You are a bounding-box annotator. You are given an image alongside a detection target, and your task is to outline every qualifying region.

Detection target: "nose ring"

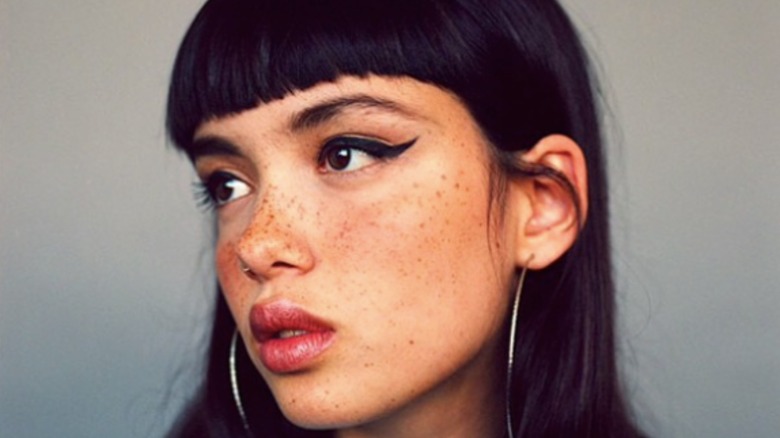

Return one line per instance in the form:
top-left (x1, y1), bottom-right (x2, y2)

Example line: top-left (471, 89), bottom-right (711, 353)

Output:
top-left (239, 259), bottom-right (253, 275)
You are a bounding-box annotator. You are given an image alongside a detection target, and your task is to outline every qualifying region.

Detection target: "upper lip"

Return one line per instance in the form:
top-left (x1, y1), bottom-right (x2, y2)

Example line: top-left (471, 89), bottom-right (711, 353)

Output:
top-left (249, 299), bottom-right (333, 342)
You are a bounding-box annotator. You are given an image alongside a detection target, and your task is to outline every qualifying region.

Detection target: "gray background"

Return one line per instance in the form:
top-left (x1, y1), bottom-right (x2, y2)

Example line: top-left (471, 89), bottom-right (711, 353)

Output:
top-left (1, 1), bottom-right (778, 437)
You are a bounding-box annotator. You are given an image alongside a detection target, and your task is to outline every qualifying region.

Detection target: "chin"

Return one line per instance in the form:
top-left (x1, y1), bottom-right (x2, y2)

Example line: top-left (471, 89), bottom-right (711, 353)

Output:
top-left (274, 391), bottom-right (390, 432)
top-left (280, 404), bottom-right (368, 431)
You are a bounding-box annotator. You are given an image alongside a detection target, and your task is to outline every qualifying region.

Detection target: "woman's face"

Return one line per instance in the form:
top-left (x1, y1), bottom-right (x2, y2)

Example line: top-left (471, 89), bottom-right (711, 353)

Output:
top-left (193, 76), bottom-right (520, 434)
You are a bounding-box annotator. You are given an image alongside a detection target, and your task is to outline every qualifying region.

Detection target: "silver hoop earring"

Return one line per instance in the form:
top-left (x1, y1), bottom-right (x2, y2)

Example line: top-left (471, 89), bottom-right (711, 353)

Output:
top-left (230, 330), bottom-right (251, 434)
top-left (506, 257), bottom-right (533, 438)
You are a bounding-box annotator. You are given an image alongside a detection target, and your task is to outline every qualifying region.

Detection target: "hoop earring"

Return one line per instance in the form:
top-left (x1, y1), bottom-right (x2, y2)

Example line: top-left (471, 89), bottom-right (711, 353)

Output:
top-left (230, 330), bottom-right (252, 434)
top-left (505, 257), bottom-right (533, 438)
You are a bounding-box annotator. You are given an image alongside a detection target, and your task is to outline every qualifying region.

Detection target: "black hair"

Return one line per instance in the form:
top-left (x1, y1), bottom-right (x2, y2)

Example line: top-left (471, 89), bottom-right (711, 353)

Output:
top-left (166, 0), bottom-right (644, 436)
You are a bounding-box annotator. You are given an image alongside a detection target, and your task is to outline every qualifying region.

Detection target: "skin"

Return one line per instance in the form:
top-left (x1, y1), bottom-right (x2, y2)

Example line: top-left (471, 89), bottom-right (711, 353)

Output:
top-left (192, 75), bottom-right (586, 437)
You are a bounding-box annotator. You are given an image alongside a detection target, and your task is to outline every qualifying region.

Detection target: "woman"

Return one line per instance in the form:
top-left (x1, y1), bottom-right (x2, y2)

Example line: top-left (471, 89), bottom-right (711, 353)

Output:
top-left (166, 0), bottom-right (644, 436)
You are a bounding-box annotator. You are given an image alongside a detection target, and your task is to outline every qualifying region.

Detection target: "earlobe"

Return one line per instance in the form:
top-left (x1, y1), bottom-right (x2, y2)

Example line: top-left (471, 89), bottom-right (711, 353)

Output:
top-left (510, 135), bottom-right (588, 270)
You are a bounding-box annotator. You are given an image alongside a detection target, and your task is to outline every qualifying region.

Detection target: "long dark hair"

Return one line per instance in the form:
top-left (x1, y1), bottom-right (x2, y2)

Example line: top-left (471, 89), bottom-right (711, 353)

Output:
top-left (166, 0), bottom-right (643, 436)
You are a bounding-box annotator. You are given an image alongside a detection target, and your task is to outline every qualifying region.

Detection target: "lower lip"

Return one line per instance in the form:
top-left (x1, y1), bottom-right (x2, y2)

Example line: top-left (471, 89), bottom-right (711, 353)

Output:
top-left (259, 331), bottom-right (335, 374)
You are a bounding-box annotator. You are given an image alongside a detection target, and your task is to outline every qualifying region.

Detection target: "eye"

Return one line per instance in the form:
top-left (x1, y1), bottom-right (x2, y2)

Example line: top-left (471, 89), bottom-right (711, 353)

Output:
top-left (197, 171), bottom-right (251, 208)
top-left (318, 136), bottom-right (417, 173)
top-left (321, 144), bottom-right (374, 172)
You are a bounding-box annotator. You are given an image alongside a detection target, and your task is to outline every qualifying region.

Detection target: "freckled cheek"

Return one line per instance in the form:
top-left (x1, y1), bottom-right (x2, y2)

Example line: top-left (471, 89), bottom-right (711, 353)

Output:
top-left (410, 179), bottom-right (495, 299)
top-left (324, 177), bottom-right (490, 294)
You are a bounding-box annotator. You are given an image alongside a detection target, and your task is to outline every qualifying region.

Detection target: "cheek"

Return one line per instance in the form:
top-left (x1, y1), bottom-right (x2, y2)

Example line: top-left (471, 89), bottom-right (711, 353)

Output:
top-left (214, 239), bottom-right (251, 321)
top-left (348, 171), bottom-right (496, 277)
top-left (291, 167), bottom-right (513, 420)
top-left (327, 165), bottom-right (509, 341)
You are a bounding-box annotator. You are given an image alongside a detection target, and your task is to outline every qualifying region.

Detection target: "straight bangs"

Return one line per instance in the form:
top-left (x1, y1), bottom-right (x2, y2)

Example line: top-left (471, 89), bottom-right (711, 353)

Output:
top-left (167, 0), bottom-right (571, 155)
top-left (168, 0), bottom-right (473, 151)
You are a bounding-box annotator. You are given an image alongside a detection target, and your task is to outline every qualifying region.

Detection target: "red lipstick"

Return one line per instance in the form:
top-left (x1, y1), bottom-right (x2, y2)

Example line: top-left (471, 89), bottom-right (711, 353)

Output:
top-left (249, 300), bottom-right (335, 374)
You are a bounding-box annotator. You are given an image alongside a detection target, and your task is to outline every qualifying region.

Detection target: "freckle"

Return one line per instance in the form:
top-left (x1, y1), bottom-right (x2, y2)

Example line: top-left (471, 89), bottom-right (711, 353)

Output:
top-left (455, 183), bottom-right (461, 189)
top-left (435, 191), bottom-right (442, 198)
top-left (441, 174), bottom-right (447, 181)
top-left (408, 340), bottom-right (415, 345)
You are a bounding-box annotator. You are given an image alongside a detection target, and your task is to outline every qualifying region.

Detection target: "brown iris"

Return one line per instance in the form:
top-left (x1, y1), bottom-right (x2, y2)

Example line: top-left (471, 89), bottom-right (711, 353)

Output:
top-left (326, 147), bottom-right (352, 171)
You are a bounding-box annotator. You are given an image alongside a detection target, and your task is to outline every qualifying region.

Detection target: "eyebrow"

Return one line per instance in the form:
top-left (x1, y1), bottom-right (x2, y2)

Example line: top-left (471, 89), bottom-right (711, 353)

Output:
top-left (289, 94), bottom-right (418, 132)
top-left (189, 136), bottom-right (242, 161)
top-left (189, 94), bottom-right (419, 160)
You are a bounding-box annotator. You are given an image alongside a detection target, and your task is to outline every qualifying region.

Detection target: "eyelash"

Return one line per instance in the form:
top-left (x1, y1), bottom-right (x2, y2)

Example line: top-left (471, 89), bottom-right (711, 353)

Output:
top-left (194, 136), bottom-right (417, 209)
top-left (194, 182), bottom-right (215, 212)
top-left (194, 171), bottom-right (250, 211)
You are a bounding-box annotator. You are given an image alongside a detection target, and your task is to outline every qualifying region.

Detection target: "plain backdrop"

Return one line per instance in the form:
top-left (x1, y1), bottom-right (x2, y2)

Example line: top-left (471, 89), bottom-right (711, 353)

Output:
top-left (1, 1), bottom-right (778, 437)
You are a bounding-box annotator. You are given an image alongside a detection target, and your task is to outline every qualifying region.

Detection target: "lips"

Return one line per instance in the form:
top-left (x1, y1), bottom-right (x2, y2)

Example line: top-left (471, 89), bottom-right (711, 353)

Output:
top-left (249, 300), bottom-right (335, 374)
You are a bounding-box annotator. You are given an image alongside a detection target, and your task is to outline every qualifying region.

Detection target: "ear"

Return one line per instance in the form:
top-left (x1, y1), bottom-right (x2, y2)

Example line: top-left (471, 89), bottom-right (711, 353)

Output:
top-left (509, 135), bottom-right (588, 270)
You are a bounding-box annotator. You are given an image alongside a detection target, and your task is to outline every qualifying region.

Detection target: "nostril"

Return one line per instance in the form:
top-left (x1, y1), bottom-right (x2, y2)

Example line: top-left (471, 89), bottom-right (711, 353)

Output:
top-left (271, 261), bottom-right (296, 269)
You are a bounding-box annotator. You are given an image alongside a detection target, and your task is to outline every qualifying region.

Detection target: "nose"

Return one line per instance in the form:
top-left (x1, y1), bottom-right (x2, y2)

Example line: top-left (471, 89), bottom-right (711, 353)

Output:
top-left (235, 187), bottom-right (315, 281)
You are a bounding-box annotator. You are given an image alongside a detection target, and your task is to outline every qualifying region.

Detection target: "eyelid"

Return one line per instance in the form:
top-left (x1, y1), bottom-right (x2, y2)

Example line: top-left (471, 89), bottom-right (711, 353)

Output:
top-left (319, 136), bottom-right (416, 161)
